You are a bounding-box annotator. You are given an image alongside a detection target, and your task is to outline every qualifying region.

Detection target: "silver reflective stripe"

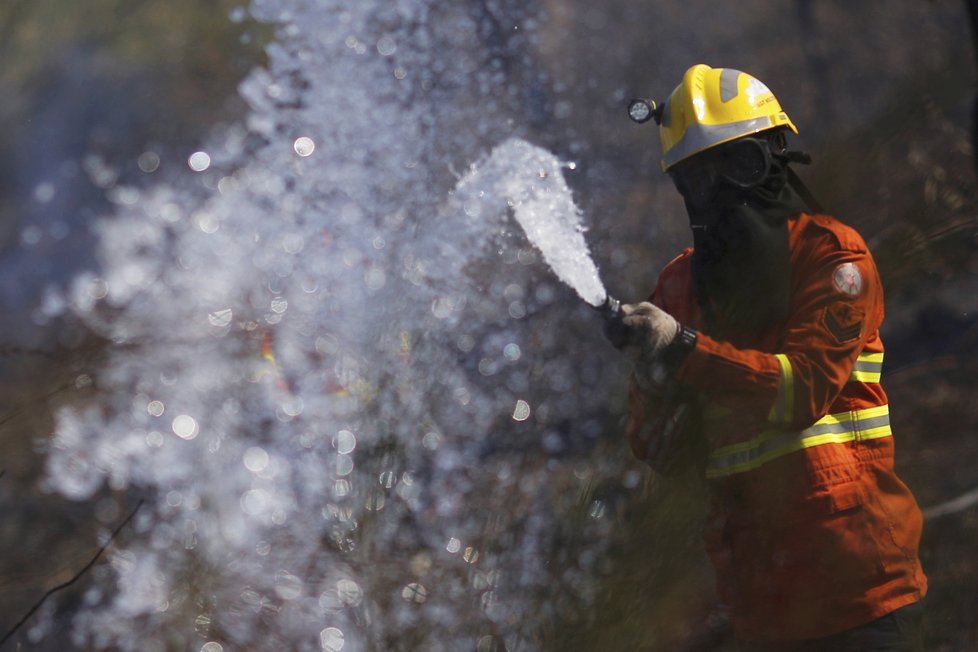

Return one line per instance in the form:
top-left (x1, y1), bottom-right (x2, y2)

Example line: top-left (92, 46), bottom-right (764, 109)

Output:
top-left (850, 352), bottom-right (883, 383)
top-left (663, 115), bottom-right (776, 169)
top-left (719, 69), bottom-right (740, 102)
top-left (706, 405), bottom-right (892, 478)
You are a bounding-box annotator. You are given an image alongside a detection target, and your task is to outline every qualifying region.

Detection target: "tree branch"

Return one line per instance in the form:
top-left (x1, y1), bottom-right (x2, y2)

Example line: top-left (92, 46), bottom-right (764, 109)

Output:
top-left (0, 499), bottom-right (144, 648)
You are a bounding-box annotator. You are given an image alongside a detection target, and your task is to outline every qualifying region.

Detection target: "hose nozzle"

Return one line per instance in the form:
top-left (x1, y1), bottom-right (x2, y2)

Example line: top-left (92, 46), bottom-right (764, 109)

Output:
top-left (596, 295), bottom-right (628, 349)
top-left (598, 294), bottom-right (622, 318)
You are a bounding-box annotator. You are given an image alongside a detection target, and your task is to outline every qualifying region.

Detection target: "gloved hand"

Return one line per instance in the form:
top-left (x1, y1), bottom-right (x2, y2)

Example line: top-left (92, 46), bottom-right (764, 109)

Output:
top-left (619, 302), bottom-right (681, 360)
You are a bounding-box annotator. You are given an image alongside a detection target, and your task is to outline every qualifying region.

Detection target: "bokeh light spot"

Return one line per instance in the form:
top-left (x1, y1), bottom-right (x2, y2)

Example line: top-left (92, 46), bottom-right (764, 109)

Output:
top-left (241, 489), bottom-right (269, 516)
top-left (319, 627), bottom-right (345, 651)
top-left (294, 136), bottom-right (316, 157)
top-left (376, 35), bottom-right (396, 56)
top-left (188, 151), bottom-right (211, 172)
top-left (335, 429), bottom-right (356, 454)
top-left (172, 414), bottom-right (199, 440)
top-left (336, 579), bottom-right (363, 606)
top-left (401, 582), bottom-right (427, 604)
top-left (503, 343), bottom-right (521, 361)
top-left (512, 399), bottom-right (531, 422)
top-left (138, 151), bottom-right (161, 173)
top-left (208, 309), bottom-right (233, 328)
top-left (243, 446), bottom-right (270, 473)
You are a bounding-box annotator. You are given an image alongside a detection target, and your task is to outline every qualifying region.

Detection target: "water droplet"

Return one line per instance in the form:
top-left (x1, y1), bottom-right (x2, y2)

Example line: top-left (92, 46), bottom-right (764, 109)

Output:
top-left (243, 446), bottom-right (270, 473)
top-left (194, 614), bottom-right (211, 636)
top-left (376, 35), bottom-right (396, 56)
top-left (512, 400), bottom-right (531, 422)
top-left (334, 479), bottom-right (351, 497)
top-left (188, 151), bottom-right (211, 172)
top-left (365, 489), bottom-right (385, 511)
top-left (503, 343), bottom-right (521, 361)
top-left (294, 137), bottom-right (316, 157)
top-left (88, 278), bottom-right (108, 300)
top-left (320, 627), bottom-right (345, 651)
top-left (271, 297), bottom-right (288, 314)
top-left (335, 455), bottom-right (354, 477)
top-left (431, 297), bottom-right (453, 319)
top-left (196, 212), bottom-right (219, 234)
top-left (201, 643), bottom-right (223, 652)
top-left (241, 489), bottom-right (269, 515)
top-left (208, 309), bottom-right (233, 328)
top-left (422, 431), bottom-right (441, 450)
top-left (401, 582), bottom-right (427, 604)
top-left (138, 151), bottom-right (161, 173)
top-left (335, 430), bottom-right (356, 454)
top-left (172, 415), bottom-right (199, 440)
top-left (364, 266), bottom-right (386, 290)
top-left (478, 358), bottom-right (497, 376)
top-left (274, 571), bottom-right (304, 600)
top-left (589, 500), bottom-right (606, 519)
top-left (336, 579), bottom-right (363, 606)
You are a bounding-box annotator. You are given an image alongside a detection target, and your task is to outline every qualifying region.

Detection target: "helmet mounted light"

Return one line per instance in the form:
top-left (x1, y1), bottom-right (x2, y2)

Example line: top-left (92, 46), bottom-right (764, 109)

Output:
top-left (627, 98), bottom-right (663, 125)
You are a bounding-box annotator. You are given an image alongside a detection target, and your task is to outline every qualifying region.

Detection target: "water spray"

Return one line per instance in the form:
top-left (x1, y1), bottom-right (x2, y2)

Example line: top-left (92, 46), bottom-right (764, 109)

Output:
top-left (28, 4), bottom-right (638, 649)
top-left (456, 138), bottom-right (631, 346)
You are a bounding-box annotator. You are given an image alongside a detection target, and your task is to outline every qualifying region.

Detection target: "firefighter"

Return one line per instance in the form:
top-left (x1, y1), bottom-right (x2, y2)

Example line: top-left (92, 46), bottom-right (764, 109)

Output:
top-left (612, 65), bottom-right (928, 650)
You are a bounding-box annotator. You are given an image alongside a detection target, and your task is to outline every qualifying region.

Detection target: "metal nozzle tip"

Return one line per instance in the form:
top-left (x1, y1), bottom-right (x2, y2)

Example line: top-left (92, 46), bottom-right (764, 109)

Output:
top-left (593, 295), bottom-right (622, 319)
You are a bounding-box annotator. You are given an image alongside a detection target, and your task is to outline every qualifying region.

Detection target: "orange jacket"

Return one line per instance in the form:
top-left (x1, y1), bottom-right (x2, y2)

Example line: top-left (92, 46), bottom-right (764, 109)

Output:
top-left (626, 212), bottom-right (927, 642)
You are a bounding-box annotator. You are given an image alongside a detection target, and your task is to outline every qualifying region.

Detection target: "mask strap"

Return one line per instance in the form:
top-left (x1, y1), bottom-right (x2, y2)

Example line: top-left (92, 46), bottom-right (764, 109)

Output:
top-left (786, 166), bottom-right (824, 214)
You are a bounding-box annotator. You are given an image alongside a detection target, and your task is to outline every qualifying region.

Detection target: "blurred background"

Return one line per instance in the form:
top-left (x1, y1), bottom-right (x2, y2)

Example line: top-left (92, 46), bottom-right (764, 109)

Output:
top-left (0, 1), bottom-right (975, 650)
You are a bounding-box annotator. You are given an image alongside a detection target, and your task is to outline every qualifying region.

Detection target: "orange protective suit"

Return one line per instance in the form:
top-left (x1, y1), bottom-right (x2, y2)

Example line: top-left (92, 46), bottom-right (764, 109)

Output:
top-left (626, 212), bottom-right (927, 642)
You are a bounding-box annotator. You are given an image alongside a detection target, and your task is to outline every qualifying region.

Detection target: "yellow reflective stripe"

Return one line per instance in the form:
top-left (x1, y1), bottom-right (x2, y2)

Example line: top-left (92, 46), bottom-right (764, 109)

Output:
top-left (706, 405), bottom-right (892, 479)
top-left (767, 354), bottom-right (794, 425)
top-left (850, 352), bottom-right (883, 383)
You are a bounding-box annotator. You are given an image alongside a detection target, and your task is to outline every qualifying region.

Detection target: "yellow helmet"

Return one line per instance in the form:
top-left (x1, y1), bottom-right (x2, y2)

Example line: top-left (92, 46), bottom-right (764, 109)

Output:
top-left (658, 64), bottom-right (797, 171)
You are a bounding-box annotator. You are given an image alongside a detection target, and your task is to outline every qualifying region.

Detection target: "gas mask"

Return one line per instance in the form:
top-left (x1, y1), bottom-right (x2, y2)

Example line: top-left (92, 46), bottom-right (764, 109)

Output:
top-left (669, 134), bottom-right (806, 342)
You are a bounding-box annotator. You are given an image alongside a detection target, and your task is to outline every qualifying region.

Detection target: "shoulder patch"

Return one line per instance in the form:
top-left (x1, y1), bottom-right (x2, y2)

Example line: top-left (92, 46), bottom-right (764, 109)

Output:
top-left (832, 263), bottom-right (863, 296)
